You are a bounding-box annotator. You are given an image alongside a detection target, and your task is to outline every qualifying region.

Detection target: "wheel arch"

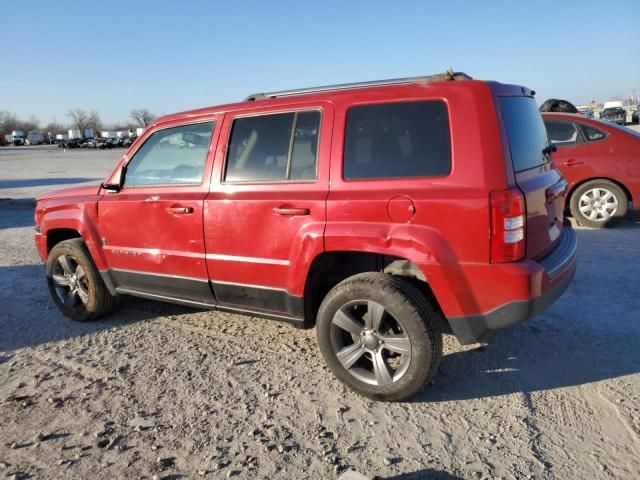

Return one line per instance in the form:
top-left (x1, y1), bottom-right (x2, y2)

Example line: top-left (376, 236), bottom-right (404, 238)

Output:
top-left (40, 204), bottom-right (107, 270)
top-left (46, 228), bottom-right (82, 253)
top-left (302, 251), bottom-right (448, 331)
top-left (566, 177), bottom-right (632, 210)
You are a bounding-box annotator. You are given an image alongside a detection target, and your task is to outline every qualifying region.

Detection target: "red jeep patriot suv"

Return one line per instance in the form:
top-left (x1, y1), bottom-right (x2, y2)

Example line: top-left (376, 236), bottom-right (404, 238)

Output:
top-left (34, 72), bottom-right (577, 401)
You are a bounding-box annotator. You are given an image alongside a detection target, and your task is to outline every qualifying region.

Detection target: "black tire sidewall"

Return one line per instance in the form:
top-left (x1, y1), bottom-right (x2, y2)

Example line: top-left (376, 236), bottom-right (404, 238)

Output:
top-left (570, 180), bottom-right (628, 228)
top-left (46, 240), bottom-right (103, 322)
top-left (316, 273), bottom-right (439, 401)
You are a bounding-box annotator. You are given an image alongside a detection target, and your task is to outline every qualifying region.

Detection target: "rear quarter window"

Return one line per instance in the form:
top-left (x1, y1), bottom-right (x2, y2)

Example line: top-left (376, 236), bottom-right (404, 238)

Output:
top-left (500, 97), bottom-right (549, 172)
top-left (343, 101), bottom-right (451, 180)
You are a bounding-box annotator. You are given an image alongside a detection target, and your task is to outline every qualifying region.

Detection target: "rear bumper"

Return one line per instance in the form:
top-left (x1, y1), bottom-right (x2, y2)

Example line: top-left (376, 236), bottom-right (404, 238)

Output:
top-left (447, 226), bottom-right (577, 344)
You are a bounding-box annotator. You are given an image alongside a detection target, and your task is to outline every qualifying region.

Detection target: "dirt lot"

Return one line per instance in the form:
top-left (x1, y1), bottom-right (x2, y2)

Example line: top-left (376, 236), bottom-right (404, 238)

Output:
top-left (1, 144), bottom-right (639, 480)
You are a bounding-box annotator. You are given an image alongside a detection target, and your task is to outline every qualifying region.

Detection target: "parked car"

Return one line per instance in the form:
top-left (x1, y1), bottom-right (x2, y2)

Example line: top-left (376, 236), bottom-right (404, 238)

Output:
top-left (543, 112), bottom-right (640, 227)
top-left (57, 139), bottom-right (81, 149)
top-left (122, 137), bottom-right (134, 148)
top-left (34, 72), bottom-right (577, 401)
top-left (599, 107), bottom-right (626, 125)
top-left (577, 108), bottom-right (594, 118)
top-left (95, 138), bottom-right (113, 149)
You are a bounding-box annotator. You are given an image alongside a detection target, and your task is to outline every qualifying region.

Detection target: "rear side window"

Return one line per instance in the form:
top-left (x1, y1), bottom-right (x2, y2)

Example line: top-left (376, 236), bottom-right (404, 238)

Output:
top-left (224, 111), bottom-right (321, 182)
top-left (343, 101), bottom-right (451, 180)
top-left (124, 122), bottom-right (214, 187)
top-left (544, 120), bottom-right (581, 147)
top-left (581, 124), bottom-right (607, 142)
top-left (499, 97), bottom-right (549, 172)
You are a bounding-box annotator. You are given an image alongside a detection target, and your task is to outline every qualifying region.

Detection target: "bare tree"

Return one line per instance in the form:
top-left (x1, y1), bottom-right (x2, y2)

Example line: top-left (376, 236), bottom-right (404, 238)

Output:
top-left (23, 115), bottom-right (41, 132)
top-left (87, 110), bottom-right (101, 130)
top-left (67, 108), bottom-right (102, 132)
top-left (129, 108), bottom-right (155, 128)
top-left (44, 121), bottom-right (66, 134)
top-left (0, 111), bottom-right (21, 133)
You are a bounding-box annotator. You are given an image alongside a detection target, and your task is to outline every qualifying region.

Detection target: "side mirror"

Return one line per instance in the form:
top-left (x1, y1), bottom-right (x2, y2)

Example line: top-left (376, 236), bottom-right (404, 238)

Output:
top-left (100, 182), bottom-right (121, 192)
top-left (101, 164), bottom-right (127, 192)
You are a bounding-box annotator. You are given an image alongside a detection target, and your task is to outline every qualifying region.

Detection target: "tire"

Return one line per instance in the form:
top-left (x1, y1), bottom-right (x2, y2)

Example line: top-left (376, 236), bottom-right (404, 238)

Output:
top-left (316, 272), bottom-right (443, 401)
top-left (569, 180), bottom-right (628, 228)
top-left (46, 239), bottom-right (114, 321)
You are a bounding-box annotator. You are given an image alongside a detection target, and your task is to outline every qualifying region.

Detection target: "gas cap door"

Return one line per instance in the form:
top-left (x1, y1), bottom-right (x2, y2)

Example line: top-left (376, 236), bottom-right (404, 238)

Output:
top-left (387, 195), bottom-right (416, 223)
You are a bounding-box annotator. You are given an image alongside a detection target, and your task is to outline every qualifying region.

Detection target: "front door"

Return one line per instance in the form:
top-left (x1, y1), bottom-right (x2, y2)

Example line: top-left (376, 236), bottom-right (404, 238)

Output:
top-left (98, 119), bottom-right (219, 305)
top-left (204, 104), bottom-right (332, 319)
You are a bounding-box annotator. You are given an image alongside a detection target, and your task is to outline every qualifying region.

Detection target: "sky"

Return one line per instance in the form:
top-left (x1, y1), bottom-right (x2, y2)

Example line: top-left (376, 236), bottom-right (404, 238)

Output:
top-left (1, 0), bottom-right (639, 125)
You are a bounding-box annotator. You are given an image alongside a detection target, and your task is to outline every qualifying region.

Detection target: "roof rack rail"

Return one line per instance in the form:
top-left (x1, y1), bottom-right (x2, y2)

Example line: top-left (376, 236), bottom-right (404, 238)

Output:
top-left (244, 70), bottom-right (472, 102)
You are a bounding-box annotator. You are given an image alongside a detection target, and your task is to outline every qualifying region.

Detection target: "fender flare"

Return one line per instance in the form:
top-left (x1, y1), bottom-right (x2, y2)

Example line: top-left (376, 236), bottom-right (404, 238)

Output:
top-left (40, 203), bottom-right (108, 270)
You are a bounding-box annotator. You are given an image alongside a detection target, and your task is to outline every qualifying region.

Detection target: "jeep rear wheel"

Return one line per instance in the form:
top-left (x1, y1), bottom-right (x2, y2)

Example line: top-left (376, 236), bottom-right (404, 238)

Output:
top-left (46, 239), bottom-right (114, 322)
top-left (316, 273), bottom-right (442, 401)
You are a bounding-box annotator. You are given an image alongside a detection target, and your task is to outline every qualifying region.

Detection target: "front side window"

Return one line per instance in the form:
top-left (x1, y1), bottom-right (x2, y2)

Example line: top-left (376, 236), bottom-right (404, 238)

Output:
top-left (124, 122), bottom-right (214, 187)
top-left (224, 111), bottom-right (321, 182)
top-left (343, 101), bottom-right (451, 180)
top-left (544, 120), bottom-right (581, 147)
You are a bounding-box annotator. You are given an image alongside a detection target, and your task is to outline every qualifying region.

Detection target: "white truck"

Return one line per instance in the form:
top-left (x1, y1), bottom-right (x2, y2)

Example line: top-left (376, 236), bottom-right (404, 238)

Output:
top-left (7, 130), bottom-right (26, 146)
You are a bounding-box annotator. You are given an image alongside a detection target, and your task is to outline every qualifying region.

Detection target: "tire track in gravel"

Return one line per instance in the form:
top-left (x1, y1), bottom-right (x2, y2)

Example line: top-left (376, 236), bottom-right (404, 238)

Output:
top-left (520, 391), bottom-right (554, 479)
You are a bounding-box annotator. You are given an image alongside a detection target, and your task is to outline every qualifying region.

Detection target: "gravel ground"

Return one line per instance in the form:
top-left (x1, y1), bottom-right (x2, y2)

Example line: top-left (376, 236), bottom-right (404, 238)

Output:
top-left (1, 143), bottom-right (639, 480)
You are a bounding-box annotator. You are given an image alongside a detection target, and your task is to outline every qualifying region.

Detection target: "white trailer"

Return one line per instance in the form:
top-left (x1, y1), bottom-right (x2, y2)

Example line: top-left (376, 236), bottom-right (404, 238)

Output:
top-left (68, 129), bottom-right (82, 140)
top-left (603, 101), bottom-right (623, 110)
top-left (56, 133), bottom-right (69, 141)
top-left (26, 131), bottom-right (45, 145)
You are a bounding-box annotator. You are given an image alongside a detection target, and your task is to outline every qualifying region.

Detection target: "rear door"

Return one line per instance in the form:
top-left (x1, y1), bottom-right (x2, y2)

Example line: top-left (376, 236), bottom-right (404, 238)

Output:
top-left (544, 118), bottom-right (592, 185)
top-left (203, 103), bottom-right (332, 318)
top-left (499, 96), bottom-right (567, 259)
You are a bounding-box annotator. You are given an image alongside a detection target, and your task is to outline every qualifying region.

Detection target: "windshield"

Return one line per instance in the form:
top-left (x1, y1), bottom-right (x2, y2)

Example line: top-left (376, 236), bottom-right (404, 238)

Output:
top-left (499, 96), bottom-right (550, 172)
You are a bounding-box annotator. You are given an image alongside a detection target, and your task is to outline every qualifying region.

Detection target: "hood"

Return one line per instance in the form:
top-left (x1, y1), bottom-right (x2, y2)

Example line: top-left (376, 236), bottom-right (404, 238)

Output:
top-left (36, 184), bottom-right (101, 202)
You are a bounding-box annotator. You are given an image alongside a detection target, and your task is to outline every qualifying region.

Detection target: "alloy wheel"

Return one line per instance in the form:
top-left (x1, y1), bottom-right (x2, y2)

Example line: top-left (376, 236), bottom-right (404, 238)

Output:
top-left (330, 300), bottom-right (411, 386)
top-left (51, 254), bottom-right (90, 310)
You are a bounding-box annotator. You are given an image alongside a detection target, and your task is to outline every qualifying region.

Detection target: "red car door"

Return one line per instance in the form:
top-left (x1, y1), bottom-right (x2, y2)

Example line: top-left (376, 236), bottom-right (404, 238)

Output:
top-left (98, 117), bottom-right (221, 305)
top-left (544, 119), bottom-right (592, 188)
top-left (203, 102), bottom-right (333, 321)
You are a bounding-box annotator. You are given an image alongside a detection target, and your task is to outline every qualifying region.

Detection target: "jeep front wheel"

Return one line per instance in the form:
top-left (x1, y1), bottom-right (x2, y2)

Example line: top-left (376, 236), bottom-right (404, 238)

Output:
top-left (316, 273), bottom-right (442, 401)
top-left (46, 239), bottom-right (114, 322)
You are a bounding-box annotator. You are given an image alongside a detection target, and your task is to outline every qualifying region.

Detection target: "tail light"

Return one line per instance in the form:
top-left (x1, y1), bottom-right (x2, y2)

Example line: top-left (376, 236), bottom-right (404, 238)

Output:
top-left (490, 188), bottom-right (525, 263)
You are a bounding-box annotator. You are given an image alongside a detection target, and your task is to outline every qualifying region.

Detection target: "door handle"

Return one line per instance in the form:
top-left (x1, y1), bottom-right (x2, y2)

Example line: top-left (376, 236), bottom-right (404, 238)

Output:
top-left (563, 159), bottom-right (584, 166)
top-left (167, 206), bottom-right (194, 215)
top-left (272, 207), bottom-right (311, 216)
